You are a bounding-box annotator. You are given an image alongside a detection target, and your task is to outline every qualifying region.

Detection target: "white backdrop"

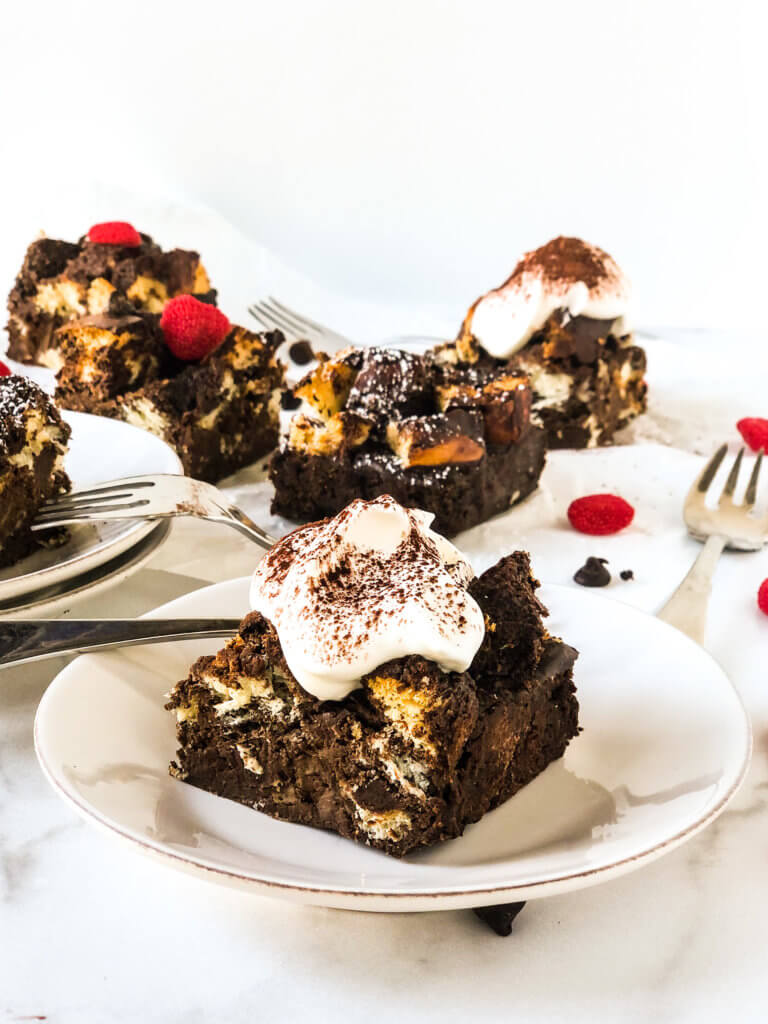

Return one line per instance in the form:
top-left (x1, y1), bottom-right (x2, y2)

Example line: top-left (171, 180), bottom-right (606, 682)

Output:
top-left (1, 0), bottom-right (766, 329)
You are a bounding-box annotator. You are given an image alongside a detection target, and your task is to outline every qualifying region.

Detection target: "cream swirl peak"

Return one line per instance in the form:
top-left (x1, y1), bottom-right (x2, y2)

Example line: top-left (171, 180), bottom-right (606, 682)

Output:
top-left (249, 496), bottom-right (485, 702)
top-left (464, 236), bottom-right (631, 359)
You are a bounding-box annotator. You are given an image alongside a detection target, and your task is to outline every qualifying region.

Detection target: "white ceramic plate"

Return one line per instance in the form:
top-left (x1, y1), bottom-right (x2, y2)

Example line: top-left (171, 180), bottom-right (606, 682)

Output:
top-left (35, 576), bottom-right (750, 912)
top-left (0, 411), bottom-right (181, 608)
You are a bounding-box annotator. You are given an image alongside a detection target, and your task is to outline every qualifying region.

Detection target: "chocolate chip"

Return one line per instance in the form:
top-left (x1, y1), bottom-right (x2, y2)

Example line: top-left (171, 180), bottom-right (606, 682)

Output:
top-left (620, 569), bottom-right (634, 581)
top-left (346, 347), bottom-right (433, 423)
top-left (573, 556), bottom-right (610, 587)
top-left (473, 901), bottom-right (527, 936)
top-left (280, 389), bottom-right (302, 411)
top-left (288, 340), bottom-right (314, 365)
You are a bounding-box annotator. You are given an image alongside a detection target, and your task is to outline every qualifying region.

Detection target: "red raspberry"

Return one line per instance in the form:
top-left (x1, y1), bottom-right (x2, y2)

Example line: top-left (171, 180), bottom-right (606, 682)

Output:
top-left (567, 494), bottom-right (635, 535)
top-left (87, 221), bottom-right (142, 247)
top-left (160, 295), bottom-right (230, 361)
top-left (758, 580), bottom-right (768, 617)
top-left (737, 418), bottom-right (768, 453)
top-left (0, 360), bottom-right (12, 377)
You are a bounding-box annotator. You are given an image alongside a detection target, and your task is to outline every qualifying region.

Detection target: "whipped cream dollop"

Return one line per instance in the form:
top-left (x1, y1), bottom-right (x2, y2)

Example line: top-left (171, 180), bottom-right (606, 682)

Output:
top-left (466, 236), bottom-right (631, 359)
top-left (250, 496), bottom-right (485, 702)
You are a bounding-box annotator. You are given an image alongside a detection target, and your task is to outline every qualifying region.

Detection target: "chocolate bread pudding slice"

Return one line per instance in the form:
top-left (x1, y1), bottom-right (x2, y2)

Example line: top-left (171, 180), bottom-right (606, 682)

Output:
top-left (53, 309), bottom-right (284, 482)
top-left (0, 375), bottom-right (71, 568)
top-left (270, 345), bottom-right (546, 536)
top-left (6, 223), bottom-right (215, 366)
top-left (450, 236), bottom-right (647, 448)
top-left (166, 496), bottom-right (579, 857)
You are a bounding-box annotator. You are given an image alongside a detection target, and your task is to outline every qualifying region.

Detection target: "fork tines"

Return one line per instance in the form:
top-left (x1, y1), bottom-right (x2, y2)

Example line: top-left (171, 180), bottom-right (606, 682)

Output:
top-left (693, 444), bottom-right (764, 509)
top-left (248, 298), bottom-right (313, 340)
top-left (32, 478), bottom-right (156, 528)
top-left (43, 478), bottom-right (156, 506)
top-left (685, 443), bottom-right (766, 551)
top-left (248, 296), bottom-right (349, 349)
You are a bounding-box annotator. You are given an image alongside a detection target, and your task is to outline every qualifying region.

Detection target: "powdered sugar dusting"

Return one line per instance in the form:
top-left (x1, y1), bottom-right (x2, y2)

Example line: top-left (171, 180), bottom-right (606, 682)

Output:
top-left (0, 375), bottom-right (46, 421)
top-left (0, 374), bottom-right (68, 459)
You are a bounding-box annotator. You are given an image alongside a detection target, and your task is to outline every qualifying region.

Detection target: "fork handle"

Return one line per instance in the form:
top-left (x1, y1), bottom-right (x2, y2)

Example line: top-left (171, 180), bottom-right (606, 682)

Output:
top-left (0, 619), bottom-right (240, 668)
top-left (657, 534), bottom-right (727, 644)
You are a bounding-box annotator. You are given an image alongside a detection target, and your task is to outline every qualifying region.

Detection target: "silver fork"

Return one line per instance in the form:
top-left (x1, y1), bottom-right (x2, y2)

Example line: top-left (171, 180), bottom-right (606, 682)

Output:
top-left (658, 444), bottom-right (766, 642)
top-left (249, 296), bottom-right (353, 353)
top-left (248, 296), bottom-right (439, 359)
top-left (31, 475), bottom-right (278, 550)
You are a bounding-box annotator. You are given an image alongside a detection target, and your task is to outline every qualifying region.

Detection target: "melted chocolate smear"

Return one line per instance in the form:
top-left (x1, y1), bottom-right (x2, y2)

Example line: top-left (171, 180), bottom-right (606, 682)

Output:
top-left (473, 901), bottom-right (527, 937)
top-left (574, 557), bottom-right (611, 588)
top-left (289, 340), bottom-right (315, 365)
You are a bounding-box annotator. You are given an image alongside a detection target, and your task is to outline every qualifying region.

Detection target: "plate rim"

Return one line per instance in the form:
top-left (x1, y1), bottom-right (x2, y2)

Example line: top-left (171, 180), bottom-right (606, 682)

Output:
top-left (0, 411), bottom-right (182, 603)
top-left (34, 578), bottom-right (752, 910)
top-left (0, 520), bottom-right (172, 614)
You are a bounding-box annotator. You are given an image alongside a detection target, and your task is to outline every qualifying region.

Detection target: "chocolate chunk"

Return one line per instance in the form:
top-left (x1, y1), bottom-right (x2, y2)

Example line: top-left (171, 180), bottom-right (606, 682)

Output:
top-left (161, 248), bottom-right (203, 294)
top-left (573, 556), bottom-right (610, 587)
top-left (620, 569), bottom-right (634, 581)
top-left (346, 347), bottom-right (432, 423)
top-left (472, 901), bottom-right (527, 937)
top-left (540, 310), bottom-right (617, 363)
top-left (22, 238), bottom-right (79, 280)
top-left (281, 389), bottom-right (302, 411)
top-left (479, 374), bottom-right (532, 447)
top-left (288, 340), bottom-right (315, 365)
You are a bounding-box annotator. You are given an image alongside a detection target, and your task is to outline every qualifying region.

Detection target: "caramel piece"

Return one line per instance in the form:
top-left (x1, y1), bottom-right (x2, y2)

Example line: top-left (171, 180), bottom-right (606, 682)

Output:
top-left (387, 410), bottom-right (485, 467)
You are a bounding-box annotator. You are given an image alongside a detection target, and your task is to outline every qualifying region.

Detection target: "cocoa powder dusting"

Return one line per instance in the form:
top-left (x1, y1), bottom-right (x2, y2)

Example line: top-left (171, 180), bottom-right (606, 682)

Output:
top-left (253, 497), bottom-right (477, 672)
top-left (510, 236), bottom-right (615, 290)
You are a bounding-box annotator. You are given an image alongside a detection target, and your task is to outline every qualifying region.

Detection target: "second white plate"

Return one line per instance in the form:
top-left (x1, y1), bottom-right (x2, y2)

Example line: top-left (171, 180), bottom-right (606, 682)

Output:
top-left (0, 411), bottom-right (181, 607)
top-left (35, 577), bottom-right (750, 912)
